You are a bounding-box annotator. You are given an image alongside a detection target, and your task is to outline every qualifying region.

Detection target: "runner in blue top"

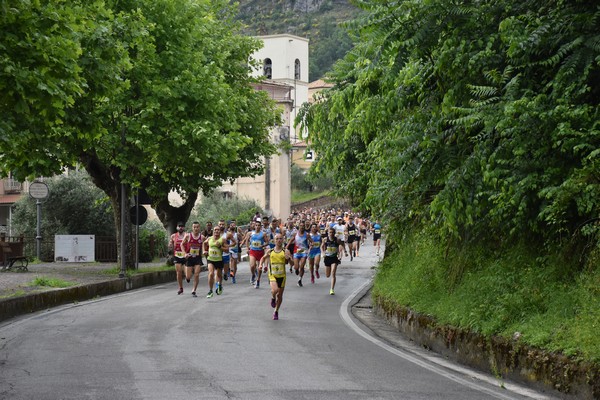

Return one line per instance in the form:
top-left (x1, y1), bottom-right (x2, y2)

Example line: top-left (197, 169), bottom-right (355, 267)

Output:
top-left (286, 221), bottom-right (312, 287)
top-left (372, 220), bottom-right (382, 256)
top-left (308, 223), bottom-right (322, 284)
top-left (242, 220), bottom-right (268, 288)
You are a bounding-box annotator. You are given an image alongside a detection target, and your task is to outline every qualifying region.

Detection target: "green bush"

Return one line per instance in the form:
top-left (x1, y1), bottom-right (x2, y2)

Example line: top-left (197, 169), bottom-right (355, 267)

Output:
top-left (138, 219), bottom-right (168, 262)
top-left (190, 192), bottom-right (263, 227)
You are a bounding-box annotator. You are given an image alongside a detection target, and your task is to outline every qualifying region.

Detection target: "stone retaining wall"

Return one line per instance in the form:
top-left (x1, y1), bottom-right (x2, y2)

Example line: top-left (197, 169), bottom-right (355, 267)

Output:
top-left (374, 294), bottom-right (600, 399)
top-left (291, 195), bottom-right (349, 212)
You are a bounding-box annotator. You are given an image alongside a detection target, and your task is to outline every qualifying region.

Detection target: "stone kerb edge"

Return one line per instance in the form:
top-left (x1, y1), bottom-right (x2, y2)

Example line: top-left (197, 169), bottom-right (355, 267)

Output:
top-left (0, 270), bottom-right (177, 323)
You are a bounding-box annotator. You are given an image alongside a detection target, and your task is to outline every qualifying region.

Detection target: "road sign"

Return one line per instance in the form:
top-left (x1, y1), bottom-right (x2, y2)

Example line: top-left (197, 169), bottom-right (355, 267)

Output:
top-left (29, 181), bottom-right (49, 199)
top-left (130, 205), bottom-right (148, 225)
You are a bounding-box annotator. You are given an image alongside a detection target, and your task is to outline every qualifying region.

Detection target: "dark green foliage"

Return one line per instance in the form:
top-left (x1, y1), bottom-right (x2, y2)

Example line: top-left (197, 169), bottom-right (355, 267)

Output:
top-left (138, 219), bottom-right (168, 262)
top-left (299, 0), bottom-right (600, 263)
top-left (291, 163), bottom-right (311, 192)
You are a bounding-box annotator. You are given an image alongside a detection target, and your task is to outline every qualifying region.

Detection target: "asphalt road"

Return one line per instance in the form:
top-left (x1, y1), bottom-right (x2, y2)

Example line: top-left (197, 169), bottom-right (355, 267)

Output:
top-left (0, 243), bottom-right (552, 400)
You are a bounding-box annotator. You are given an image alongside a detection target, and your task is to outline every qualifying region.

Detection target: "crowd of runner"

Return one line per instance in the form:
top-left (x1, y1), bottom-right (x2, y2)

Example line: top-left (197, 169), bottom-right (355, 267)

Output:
top-left (168, 208), bottom-right (383, 321)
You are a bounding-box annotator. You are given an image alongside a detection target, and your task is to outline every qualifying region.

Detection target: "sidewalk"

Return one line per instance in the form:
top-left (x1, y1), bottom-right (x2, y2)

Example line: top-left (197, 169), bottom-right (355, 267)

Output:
top-left (0, 261), bottom-right (171, 322)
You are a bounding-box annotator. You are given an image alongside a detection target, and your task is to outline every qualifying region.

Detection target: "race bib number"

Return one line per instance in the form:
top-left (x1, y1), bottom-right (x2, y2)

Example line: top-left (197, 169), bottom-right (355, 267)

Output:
top-left (271, 263), bottom-right (286, 275)
top-left (349, 230), bottom-right (356, 235)
top-left (190, 248), bottom-right (200, 256)
top-left (326, 246), bottom-right (337, 256)
top-left (312, 242), bottom-right (320, 248)
top-left (296, 248), bottom-right (306, 254)
top-left (251, 240), bottom-right (262, 248)
top-left (175, 251), bottom-right (185, 258)
top-left (209, 248), bottom-right (220, 258)
top-left (375, 229), bottom-right (381, 234)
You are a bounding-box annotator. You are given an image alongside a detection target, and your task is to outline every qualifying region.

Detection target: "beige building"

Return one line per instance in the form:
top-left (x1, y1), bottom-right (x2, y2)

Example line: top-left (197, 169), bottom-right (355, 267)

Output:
top-left (218, 81), bottom-right (293, 219)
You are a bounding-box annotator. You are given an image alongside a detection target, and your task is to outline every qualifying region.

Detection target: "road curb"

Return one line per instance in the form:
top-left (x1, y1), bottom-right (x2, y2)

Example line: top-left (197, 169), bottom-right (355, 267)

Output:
top-left (0, 270), bottom-right (176, 323)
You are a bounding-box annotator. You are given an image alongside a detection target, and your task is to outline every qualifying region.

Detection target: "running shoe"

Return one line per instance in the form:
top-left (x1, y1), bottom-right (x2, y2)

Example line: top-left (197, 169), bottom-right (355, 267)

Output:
top-left (311, 275), bottom-right (315, 284)
top-left (216, 283), bottom-right (223, 295)
top-left (273, 311), bottom-right (279, 320)
top-left (289, 266), bottom-right (293, 273)
top-left (330, 289), bottom-right (335, 295)
top-left (255, 280), bottom-right (260, 289)
top-left (271, 297), bottom-right (276, 308)
top-left (297, 279), bottom-right (303, 287)
top-left (192, 291), bottom-right (197, 298)
top-left (295, 269), bottom-right (299, 276)
top-left (231, 275), bottom-right (236, 284)
top-left (207, 290), bottom-right (213, 298)
top-left (177, 287), bottom-right (183, 295)
top-left (186, 278), bottom-right (191, 283)
top-left (315, 270), bottom-right (320, 279)
top-left (350, 253), bottom-right (353, 261)
top-left (223, 275), bottom-right (228, 281)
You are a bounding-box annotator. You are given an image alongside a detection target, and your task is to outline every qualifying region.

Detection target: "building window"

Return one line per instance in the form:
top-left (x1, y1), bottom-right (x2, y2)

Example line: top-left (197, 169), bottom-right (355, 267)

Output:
top-left (294, 59), bottom-right (301, 80)
top-left (264, 58), bottom-right (272, 79)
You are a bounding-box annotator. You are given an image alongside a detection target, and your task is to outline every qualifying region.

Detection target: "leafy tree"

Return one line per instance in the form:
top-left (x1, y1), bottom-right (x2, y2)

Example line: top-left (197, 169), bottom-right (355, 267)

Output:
top-left (299, 0), bottom-right (600, 265)
top-left (1, 0), bottom-right (281, 267)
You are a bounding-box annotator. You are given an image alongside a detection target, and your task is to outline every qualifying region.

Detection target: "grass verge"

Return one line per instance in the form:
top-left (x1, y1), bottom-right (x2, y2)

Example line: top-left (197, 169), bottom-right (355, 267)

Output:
top-left (101, 264), bottom-right (172, 278)
top-left (373, 229), bottom-right (600, 363)
top-left (0, 290), bottom-right (27, 299)
top-left (30, 277), bottom-right (75, 288)
top-left (291, 190), bottom-right (331, 204)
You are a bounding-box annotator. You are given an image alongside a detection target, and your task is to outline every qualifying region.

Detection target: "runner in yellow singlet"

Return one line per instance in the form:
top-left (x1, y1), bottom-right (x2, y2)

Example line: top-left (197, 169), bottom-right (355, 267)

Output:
top-left (259, 233), bottom-right (291, 320)
top-left (203, 226), bottom-right (228, 298)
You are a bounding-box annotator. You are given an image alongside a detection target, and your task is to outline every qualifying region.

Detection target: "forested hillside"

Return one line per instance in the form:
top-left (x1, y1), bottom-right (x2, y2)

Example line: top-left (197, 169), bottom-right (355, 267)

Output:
top-left (234, 0), bottom-right (360, 81)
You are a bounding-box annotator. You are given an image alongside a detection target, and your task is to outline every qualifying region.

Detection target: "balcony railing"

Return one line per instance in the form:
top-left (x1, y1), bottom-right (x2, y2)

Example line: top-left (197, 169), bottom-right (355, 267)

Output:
top-left (3, 179), bottom-right (22, 193)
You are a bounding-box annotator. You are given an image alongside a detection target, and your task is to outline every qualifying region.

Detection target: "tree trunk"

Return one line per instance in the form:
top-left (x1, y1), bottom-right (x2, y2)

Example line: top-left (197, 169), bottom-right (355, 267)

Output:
top-left (81, 151), bottom-right (135, 268)
top-left (110, 186), bottom-right (135, 268)
top-left (154, 192), bottom-right (198, 234)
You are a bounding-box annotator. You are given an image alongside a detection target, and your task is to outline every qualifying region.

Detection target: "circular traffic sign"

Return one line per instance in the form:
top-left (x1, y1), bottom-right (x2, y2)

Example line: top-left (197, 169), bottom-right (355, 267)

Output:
top-left (29, 181), bottom-right (49, 199)
top-left (130, 205), bottom-right (148, 225)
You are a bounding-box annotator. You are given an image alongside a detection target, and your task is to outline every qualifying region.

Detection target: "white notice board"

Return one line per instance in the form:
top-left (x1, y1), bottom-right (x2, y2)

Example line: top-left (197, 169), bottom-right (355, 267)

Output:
top-left (55, 235), bottom-right (95, 262)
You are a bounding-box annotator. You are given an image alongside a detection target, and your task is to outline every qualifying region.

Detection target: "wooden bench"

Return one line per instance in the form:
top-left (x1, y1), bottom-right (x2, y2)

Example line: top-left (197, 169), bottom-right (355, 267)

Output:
top-left (1, 256), bottom-right (29, 272)
top-left (0, 238), bottom-right (28, 272)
